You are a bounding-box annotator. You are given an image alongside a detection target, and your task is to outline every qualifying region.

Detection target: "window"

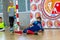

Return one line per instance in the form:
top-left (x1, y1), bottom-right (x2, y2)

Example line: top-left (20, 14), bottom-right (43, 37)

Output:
top-left (18, 0), bottom-right (26, 12)
top-left (27, 0), bottom-right (30, 11)
top-left (0, 0), bottom-right (3, 13)
top-left (18, 0), bottom-right (30, 12)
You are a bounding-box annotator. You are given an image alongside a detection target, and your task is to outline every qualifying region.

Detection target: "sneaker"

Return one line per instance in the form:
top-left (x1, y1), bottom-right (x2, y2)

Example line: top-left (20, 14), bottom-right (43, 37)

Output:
top-left (34, 33), bottom-right (38, 35)
top-left (0, 28), bottom-right (5, 32)
top-left (10, 27), bottom-right (14, 33)
top-left (42, 29), bottom-right (44, 32)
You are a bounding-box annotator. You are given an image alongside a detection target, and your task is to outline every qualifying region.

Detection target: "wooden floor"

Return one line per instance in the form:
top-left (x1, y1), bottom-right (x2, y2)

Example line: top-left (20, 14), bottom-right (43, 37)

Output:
top-left (0, 29), bottom-right (60, 40)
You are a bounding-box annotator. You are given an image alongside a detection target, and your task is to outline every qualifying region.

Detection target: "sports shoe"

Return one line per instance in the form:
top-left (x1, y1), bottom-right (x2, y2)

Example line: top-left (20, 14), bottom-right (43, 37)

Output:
top-left (34, 32), bottom-right (38, 35)
top-left (0, 28), bottom-right (5, 32)
top-left (10, 27), bottom-right (14, 33)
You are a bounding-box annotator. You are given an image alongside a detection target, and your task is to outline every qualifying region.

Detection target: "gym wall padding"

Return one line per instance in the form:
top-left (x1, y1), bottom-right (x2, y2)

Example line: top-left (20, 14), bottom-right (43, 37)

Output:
top-left (30, 0), bottom-right (60, 28)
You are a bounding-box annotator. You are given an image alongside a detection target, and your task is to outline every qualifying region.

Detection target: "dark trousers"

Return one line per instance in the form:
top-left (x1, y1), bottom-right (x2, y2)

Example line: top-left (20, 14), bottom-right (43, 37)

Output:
top-left (23, 26), bottom-right (44, 33)
top-left (9, 17), bottom-right (14, 28)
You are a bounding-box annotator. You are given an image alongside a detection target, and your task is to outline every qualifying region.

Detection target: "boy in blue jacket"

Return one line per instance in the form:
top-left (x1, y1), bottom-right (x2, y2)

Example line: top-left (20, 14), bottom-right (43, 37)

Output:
top-left (23, 17), bottom-right (44, 35)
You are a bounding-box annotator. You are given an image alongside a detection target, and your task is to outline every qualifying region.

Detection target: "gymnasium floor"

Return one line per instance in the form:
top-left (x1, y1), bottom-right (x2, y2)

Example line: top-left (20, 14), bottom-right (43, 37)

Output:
top-left (0, 29), bottom-right (60, 40)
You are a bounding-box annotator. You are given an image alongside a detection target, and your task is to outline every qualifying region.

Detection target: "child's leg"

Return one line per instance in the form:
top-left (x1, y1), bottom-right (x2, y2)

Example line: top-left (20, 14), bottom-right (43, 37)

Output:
top-left (23, 27), bottom-right (36, 34)
top-left (40, 25), bottom-right (44, 31)
top-left (41, 28), bottom-right (44, 31)
top-left (23, 26), bottom-right (37, 33)
top-left (23, 27), bottom-right (30, 33)
top-left (39, 26), bottom-right (44, 32)
top-left (27, 30), bottom-right (35, 34)
top-left (9, 17), bottom-right (14, 31)
top-left (15, 26), bottom-right (38, 35)
top-left (15, 27), bottom-right (32, 34)
top-left (23, 26), bottom-right (39, 35)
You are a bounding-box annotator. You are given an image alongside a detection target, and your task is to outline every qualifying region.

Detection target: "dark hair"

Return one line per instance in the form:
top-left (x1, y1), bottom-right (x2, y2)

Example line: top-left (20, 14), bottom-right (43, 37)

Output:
top-left (36, 17), bottom-right (41, 21)
top-left (0, 17), bottom-right (2, 19)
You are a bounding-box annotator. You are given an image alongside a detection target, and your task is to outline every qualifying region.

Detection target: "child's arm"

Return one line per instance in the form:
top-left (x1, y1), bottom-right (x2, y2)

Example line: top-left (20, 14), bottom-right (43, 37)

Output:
top-left (28, 23), bottom-right (33, 27)
top-left (14, 6), bottom-right (16, 15)
top-left (28, 18), bottom-right (36, 27)
top-left (8, 6), bottom-right (10, 12)
top-left (28, 20), bottom-right (34, 27)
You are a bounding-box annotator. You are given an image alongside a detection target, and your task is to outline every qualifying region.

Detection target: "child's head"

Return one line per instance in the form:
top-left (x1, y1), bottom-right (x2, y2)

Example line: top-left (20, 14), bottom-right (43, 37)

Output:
top-left (35, 13), bottom-right (41, 19)
top-left (36, 17), bottom-right (41, 21)
top-left (0, 17), bottom-right (2, 23)
top-left (9, 1), bottom-right (13, 6)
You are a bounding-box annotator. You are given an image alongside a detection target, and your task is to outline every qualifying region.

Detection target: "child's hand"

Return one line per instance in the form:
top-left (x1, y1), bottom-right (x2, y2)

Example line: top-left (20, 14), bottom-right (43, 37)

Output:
top-left (39, 30), bottom-right (42, 33)
top-left (14, 15), bottom-right (16, 19)
top-left (28, 24), bottom-right (33, 27)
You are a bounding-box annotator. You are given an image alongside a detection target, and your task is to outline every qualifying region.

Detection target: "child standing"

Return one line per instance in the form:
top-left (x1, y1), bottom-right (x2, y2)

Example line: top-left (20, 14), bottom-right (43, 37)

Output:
top-left (0, 17), bottom-right (5, 31)
top-left (8, 1), bottom-right (16, 32)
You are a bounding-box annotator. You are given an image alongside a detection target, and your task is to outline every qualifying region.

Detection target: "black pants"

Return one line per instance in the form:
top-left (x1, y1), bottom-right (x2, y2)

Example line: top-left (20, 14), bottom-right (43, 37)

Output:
top-left (9, 17), bottom-right (14, 28)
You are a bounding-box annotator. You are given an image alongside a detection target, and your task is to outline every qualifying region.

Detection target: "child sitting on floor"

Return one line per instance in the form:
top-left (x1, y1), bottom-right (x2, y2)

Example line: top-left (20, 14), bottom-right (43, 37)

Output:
top-left (15, 17), bottom-right (44, 35)
top-left (0, 17), bottom-right (5, 31)
top-left (23, 17), bottom-right (44, 35)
